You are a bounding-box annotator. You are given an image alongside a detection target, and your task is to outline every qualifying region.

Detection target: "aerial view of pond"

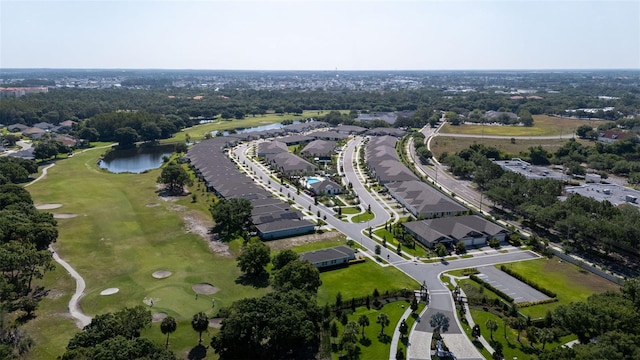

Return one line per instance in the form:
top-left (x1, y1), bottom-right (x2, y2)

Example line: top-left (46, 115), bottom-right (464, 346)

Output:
top-left (98, 145), bottom-right (175, 173)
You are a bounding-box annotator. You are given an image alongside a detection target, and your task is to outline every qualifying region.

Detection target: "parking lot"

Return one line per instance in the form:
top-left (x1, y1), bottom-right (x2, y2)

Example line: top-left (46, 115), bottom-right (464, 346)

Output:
top-left (477, 265), bottom-right (550, 303)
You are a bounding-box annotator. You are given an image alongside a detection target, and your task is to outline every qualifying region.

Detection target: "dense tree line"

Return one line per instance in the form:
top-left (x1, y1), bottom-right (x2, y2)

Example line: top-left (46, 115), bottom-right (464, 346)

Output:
top-left (539, 281), bottom-right (640, 360)
top-left (81, 111), bottom-right (181, 145)
top-left (2, 83), bottom-right (638, 129)
top-left (0, 183), bottom-right (58, 358)
top-left (0, 157), bottom-right (37, 184)
top-left (214, 246), bottom-right (322, 359)
top-left (60, 306), bottom-right (176, 360)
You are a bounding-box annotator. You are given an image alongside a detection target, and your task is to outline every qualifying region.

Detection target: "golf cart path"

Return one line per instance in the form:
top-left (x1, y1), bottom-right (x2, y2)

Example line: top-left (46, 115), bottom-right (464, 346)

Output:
top-left (26, 147), bottom-right (119, 329)
top-left (50, 246), bottom-right (91, 328)
top-left (28, 162), bottom-right (91, 328)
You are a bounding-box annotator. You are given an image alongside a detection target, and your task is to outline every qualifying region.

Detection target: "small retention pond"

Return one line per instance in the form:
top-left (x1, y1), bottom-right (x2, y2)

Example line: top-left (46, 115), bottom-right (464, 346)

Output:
top-left (98, 145), bottom-right (174, 173)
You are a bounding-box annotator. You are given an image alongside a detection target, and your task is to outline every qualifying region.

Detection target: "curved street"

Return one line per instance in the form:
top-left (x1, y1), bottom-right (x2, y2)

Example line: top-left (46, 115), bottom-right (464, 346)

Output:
top-left (233, 135), bottom-right (539, 359)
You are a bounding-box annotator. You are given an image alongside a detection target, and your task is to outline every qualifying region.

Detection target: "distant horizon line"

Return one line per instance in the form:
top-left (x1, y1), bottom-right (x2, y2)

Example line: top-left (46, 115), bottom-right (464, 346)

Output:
top-left (1, 67), bottom-right (639, 73)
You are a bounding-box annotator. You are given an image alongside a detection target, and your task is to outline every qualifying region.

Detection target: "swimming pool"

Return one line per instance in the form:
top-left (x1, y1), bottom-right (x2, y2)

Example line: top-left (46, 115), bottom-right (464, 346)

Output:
top-left (306, 177), bottom-right (321, 185)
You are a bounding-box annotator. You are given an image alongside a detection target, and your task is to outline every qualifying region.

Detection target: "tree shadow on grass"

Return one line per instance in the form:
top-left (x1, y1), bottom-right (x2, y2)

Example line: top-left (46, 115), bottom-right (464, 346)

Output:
top-left (187, 344), bottom-right (207, 360)
top-left (377, 333), bottom-right (391, 344)
top-left (235, 272), bottom-right (270, 288)
top-left (359, 337), bottom-right (372, 347)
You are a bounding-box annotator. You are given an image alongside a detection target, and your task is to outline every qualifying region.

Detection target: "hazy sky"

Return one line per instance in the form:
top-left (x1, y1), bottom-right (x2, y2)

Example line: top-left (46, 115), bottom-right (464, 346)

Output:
top-left (1, 0), bottom-right (639, 70)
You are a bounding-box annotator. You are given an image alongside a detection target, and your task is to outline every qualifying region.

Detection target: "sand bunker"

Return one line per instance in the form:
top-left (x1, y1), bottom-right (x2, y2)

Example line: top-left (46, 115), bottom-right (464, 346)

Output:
top-left (35, 204), bottom-right (62, 210)
top-left (100, 288), bottom-right (119, 296)
top-left (146, 203), bottom-right (160, 207)
top-left (53, 213), bottom-right (78, 219)
top-left (152, 270), bottom-right (172, 279)
top-left (192, 283), bottom-right (218, 295)
top-left (152, 312), bottom-right (168, 322)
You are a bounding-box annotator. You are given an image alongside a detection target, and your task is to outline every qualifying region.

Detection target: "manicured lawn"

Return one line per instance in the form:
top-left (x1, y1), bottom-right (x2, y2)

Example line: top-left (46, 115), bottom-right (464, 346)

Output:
top-left (331, 301), bottom-right (411, 360)
top-left (439, 115), bottom-right (611, 137)
top-left (340, 206), bottom-right (361, 215)
top-left (429, 136), bottom-right (591, 160)
top-left (502, 258), bottom-right (619, 318)
top-left (317, 260), bottom-right (419, 307)
top-left (25, 148), bottom-right (269, 358)
top-left (351, 211), bottom-right (375, 223)
top-left (373, 228), bottom-right (426, 258)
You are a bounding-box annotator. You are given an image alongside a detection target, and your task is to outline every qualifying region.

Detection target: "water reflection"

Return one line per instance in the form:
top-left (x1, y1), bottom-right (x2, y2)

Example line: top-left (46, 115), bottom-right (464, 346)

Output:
top-left (98, 145), bottom-right (174, 173)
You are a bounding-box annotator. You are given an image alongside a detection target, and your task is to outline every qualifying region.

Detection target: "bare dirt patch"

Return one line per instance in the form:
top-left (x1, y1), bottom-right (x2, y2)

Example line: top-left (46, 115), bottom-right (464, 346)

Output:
top-left (35, 203), bottom-right (62, 210)
top-left (53, 213), bottom-right (78, 219)
top-left (182, 211), bottom-right (231, 257)
top-left (152, 270), bottom-right (172, 279)
top-left (100, 287), bottom-right (119, 296)
top-left (152, 312), bottom-right (168, 322)
top-left (146, 203), bottom-right (160, 207)
top-left (46, 289), bottom-right (64, 300)
top-left (266, 231), bottom-right (346, 251)
top-left (208, 318), bottom-right (223, 329)
top-left (192, 283), bottom-right (218, 295)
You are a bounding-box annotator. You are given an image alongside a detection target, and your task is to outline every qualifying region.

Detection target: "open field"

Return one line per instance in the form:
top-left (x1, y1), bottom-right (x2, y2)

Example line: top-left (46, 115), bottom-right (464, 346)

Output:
top-left (317, 260), bottom-right (419, 306)
top-left (439, 115), bottom-right (611, 137)
top-left (430, 136), bottom-right (591, 159)
top-left (25, 148), bottom-right (269, 358)
top-left (504, 258), bottom-right (619, 318)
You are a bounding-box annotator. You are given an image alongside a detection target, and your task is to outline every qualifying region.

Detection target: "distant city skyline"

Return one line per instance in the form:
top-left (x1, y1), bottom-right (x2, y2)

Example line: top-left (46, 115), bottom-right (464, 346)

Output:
top-left (1, 0), bottom-right (639, 70)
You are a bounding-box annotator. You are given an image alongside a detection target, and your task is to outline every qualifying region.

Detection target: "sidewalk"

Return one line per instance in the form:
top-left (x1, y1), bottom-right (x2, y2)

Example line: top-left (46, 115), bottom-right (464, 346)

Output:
top-left (389, 306), bottom-right (415, 360)
top-left (446, 274), bottom-right (495, 355)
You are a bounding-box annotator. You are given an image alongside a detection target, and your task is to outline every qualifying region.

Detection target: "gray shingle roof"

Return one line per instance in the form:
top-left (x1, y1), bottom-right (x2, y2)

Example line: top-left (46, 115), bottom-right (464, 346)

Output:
top-left (299, 245), bottom-right (355, 264)
top-left (403, 215), bottom-right (509, 246)
top-left (386, 180), bottom-right (466, 216)
top-left (301, 140), bottom-right (337, 157)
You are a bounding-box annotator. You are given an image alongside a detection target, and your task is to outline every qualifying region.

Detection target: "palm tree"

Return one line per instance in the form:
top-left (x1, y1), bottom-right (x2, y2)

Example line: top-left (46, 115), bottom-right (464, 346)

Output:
top-left (160, 316), bottom-right (177, 349)
top-left (191, 311), bottom-right (209, 344)
top-left (485, 319), bottom-right (498, 341)
top-left (513, 317), bottom-right (527, 342)
top-left (377, 313), bottom-right (390, 335)
top-left (539, 328), bottom-right (556, 350)
top-left (358, 314), bottom-right (370, 339)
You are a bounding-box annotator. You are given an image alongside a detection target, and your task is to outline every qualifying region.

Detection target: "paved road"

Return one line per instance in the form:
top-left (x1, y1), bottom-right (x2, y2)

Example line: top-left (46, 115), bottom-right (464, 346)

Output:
top-left (234, 137), bottom-right (543, 359)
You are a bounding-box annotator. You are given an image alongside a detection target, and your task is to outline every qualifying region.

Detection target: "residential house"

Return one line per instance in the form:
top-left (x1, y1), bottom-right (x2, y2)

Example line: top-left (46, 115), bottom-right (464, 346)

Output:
top-left (309, 131), bottom-right (348, 141)
top-left (403, 215), bottom-right (510, 248)
top-left (265, 152), bottom-right (317, 177)
top-left (598, 129), bottom-right (639, 143)
top-left (257, 141), bottom-right (288, 157)
top-left (334, 124), bottom-right (366, 135)
top-left (309, 178), bottom-right (343, 196)
top-left (7, 124), bottom-right (28, 132)
top-left (300, 245), bottom-right (356, 269)
top-left (22, 127), bottom-right (47, 139)
top-left (385, 180), bottom-right (467, 219)
top-left (300, 140), bottom-right (336, 160)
